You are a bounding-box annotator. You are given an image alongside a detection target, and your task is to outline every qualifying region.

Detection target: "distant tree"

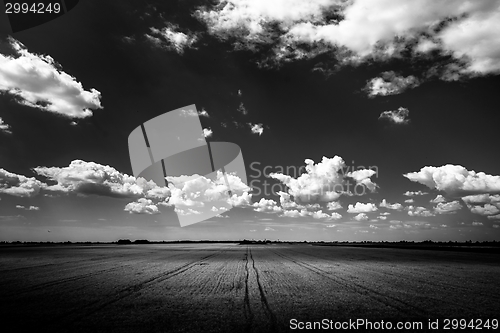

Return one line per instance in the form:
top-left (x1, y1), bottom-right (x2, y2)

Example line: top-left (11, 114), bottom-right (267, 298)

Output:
top-left (117, 239), bottom-right (132, 244)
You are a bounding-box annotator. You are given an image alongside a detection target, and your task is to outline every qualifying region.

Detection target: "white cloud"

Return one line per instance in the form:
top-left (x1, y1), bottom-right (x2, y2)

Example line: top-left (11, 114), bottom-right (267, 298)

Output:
top-left (196, 0), bottom-right (500, 80)
top-left (404, 199), bottom-right (414, 203)
top-left (249, 123), bottom-right (264, 135)
top-left (203, 128), bottom-right (213, 138)
top-left (270, 156), bottom-right (376, 203)
top-left (365, 72), bottom-right (420, 97)
top-left (15, 205), bottom-right (39, 211)
top-left (404, 164), bottom-right (500, 196)
top-left (462, 194), bottom-right (500, 205)
top-left (404, 191), bottom-right (428, 196)
top-left (472, 221), bottom-right (484, 226)
top-left (146, 25), bottom-right (198, 54)
top-left (0, 37), bottom-right (102, 118)
top-left (167, 171), bottom-right (252, 210)
top-left (0, 168), bottom-right (43, 197)
top-left (379, 107), bottom-right (410, 125)
top-left (487, 214), bottom-right (500, 220)
top-left (34, 160), bottom-right (166, 199)
top-left (329, 212), bottom-right (342, 220)
top-left (238, 102), bottom-right (248, 115)
top-left (470, 204), bottom-right (500, 216)
top-left (377, 215), bottom-right (387, 220)
top-left (253, 198), bottom-right (283, 213)
top-left (0, 117), bottom-right (12, 134)
top-left (326, 224), bottom-right (337, 228)
top-left (265, 227), bottom-right (275, 231)
top-left (198, 108), bottom-right (210, 117)
top-left (406, 205), bottom-right (435, 217)
top-left (347, 202), bottom-right (377, 213)
top-left (326, 201), bottom-right (342, 211)
top-left (430, 195), bottom-right (446, 203)
top-left (175, 207), bottom-right (202, 216)
top-left (345, 169), bottom-right (377, 191)
top-left (353, 213), bottom-right (368, 221)
top-left (434, 200), bottom-right (462, 214)
top-left (124, 198), bottom-right (160, 215)
top-left (379, 199), bottom-right (403, 210)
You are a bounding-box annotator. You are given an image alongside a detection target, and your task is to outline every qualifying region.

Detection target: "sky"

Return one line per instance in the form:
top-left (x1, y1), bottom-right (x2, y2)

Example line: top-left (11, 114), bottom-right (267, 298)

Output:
top-left (1, 0), bottom-right (500, 242)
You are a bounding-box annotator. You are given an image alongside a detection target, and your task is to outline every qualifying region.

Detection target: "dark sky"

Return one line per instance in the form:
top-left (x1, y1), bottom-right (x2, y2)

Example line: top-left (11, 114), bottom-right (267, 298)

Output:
top-left (1, 0), bottom-right (500, 242)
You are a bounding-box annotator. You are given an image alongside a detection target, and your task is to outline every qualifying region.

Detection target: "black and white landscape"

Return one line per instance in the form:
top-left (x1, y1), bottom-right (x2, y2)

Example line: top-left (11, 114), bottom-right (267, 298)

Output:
top-left (1, 0), bottom-right (499, 332)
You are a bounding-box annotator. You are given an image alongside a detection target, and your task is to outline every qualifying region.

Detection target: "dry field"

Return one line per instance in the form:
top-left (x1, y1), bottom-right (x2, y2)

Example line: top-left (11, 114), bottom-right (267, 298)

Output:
top-left (0, 244), bottom-right (499, 332)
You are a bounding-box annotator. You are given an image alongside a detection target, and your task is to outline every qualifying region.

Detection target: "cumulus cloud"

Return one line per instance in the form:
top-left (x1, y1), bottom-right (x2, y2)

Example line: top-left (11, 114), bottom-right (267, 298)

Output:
top-left (404, 191), bottom-right (428, 196)
top-left (365, 71), bottom-right (420, 97)
top-left (124, 198), bottom-right (160, 215)
top-left (15, 205), bottom-right (39, 211)
top-left (280, 207), bottom-right (342, 220)
top-left (198, 108), bottom-right (210, 117)
top-left (462, 194), bottom-right (500, 205)
top-left (487, 214), bottom-right (500, 220)
top-left (353, 213), bottom-right (368, 221)
top-left (0, 37), bottom-right (102, 118)
top-left (404, 164), bottom-right (500, 196)
top-left (347, 202), bottom-right (377, 213)
top-left (0, 168), bottom-right (43, 197)
top-left (404, 199), bottom-right (414, 203)
top-left (379, 199), bottom-right (403, 210)
top-left (345, 169), bottom-right (378, 192)
top-left (196, 0), bottom-right (500, 80)
top-left (146, 24), bottom-right (198, 54)
top-left (326, 201), bottom-right (342, 211)
top-left (0, 117), bottom-right (12, 134)
top-left (203, 128), bottom-right (213, 138)
top-left (472, 221), bottom-right (483, 226)
top-left (253, 198), bottom-right (283, 213)
top-left (249, 123), bottom-right (264, 135)
top-left (434, 200), bottom-right (462, 214)
top-left (430, 195), bottom-right (446, 203)
top-left (33, 160), bottom-right (165, 199)
top-left (270, 156), bottom-right (377, 204)
top-left (406, 205), bottom-right (435, 217)
top-left (167, 170), bottom-right (252, 210)
top-left (469, 204), bottom-right (500, 216)
top-left (379, 107), bottom-right (410, 125)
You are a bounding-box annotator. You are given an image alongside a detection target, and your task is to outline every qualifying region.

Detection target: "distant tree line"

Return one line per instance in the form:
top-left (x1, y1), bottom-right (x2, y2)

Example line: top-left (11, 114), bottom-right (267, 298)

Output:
top-left (1, 239), bottom-right (500, 247)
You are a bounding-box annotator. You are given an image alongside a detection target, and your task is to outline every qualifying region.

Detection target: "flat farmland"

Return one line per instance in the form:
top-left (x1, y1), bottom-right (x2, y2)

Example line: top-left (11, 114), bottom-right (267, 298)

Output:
top-left (0, 244), bottom-right (499, 332)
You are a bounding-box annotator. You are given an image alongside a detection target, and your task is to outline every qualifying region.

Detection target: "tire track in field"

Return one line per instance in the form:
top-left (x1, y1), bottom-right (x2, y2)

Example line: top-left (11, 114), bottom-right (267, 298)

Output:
top-left (1, 262), bottom-right (138, 297)
top-left (271, 249), bottom-right (429, 317)
top-left (52, 250), bottom-right (224, 328)
top-left (0, 256), bottom-right (117, 274)
top-left (294, 247), bottom-right (492, 295)
top-left (243, 247), bottom-right (254, 333)
top-left (249, 247), bottom-right (278, 331)
top-left (285, 247), bottom-right (491, 311)
top-left (2, 252), bottom-right (195, 296)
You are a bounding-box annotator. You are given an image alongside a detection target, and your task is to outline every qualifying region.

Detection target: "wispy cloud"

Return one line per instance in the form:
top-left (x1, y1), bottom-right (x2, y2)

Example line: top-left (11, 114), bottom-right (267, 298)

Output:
top-left (379, 107), bottom-right (410, 125)
top-left (249, 123), bottom-right (264, 135)
top-left (365, 71), bottom-right (420, 97)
